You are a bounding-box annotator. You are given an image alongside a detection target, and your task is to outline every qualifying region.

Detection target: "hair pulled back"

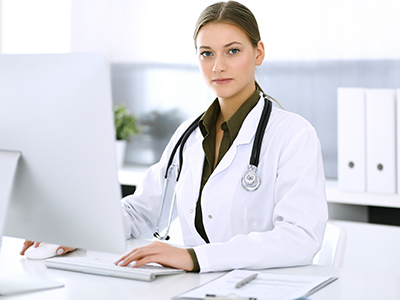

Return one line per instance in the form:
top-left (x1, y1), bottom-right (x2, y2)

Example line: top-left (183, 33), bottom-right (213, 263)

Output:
top-left (193, 1), bottom-right (261, 49)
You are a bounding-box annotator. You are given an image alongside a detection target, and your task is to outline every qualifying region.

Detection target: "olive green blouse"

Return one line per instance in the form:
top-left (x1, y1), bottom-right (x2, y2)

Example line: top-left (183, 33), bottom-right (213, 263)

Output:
top-left (188, 86), bottom-right (261, 272)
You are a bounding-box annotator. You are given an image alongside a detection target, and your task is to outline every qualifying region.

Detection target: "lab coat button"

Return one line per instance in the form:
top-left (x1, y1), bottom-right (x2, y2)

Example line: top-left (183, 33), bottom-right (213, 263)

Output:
top-left (189, 209), bottom-right (194, 213)
top-left (208, 215), bottom-right (212, 219)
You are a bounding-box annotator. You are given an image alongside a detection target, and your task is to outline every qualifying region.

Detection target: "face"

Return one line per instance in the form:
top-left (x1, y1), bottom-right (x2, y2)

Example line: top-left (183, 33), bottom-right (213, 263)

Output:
top-left (196, 22), bottom-right (264, 104)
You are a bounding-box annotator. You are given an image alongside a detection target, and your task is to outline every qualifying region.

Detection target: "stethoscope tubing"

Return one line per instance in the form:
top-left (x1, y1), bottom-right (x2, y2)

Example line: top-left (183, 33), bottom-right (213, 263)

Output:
top-left (154, 163), bottom-right (179, 240)
top-left (164, 113), bottom-right (204, 180)
top-left (165, 94), bottom-right (272, 176)
top-left (250, 96), bottom-right (272, 167)
top-left (154, 94), bottom-right (272, 240)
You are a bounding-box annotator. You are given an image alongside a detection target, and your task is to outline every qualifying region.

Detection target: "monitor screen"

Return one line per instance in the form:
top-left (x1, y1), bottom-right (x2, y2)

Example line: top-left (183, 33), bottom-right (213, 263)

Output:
top-left (0, 53), bottom-right (126, 254)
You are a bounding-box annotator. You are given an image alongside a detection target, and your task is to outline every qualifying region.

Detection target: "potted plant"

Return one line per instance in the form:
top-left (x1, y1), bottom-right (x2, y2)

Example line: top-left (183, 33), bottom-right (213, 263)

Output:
top-left (114, 103), bottom-right (139, 168)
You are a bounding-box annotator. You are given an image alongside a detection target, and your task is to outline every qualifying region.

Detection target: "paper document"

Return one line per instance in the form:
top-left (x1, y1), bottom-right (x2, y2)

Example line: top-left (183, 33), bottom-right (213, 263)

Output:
top-left (175, 269), bottom-right (337, 300)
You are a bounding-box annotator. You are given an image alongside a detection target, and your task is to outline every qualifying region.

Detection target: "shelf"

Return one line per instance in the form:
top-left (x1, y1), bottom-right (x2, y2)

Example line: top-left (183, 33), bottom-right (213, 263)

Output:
top-left (118, 167), bottom-right (400, 209)
top-left (118, 164), bottom-right (147, 187)
top-left (326, 180), bottom-right (400, 208)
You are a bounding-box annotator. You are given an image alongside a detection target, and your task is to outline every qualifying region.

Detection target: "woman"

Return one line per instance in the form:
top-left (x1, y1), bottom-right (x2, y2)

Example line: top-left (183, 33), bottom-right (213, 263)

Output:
top-left (114, 1), bottom-right (328, 273)
top-left (21, 0), bottom-right (328, 273)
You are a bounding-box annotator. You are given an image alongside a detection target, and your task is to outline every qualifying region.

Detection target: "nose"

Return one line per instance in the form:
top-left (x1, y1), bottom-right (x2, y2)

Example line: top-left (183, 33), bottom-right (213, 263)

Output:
top-left (212, 55), bottom-right (227, 73)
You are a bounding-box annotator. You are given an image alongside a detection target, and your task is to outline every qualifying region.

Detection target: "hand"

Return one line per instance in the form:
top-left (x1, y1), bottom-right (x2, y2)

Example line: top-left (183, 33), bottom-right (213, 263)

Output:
top-left (114, 241), bottom-right (194, 271)
top-left (20, 240), bottom-right (76, 256)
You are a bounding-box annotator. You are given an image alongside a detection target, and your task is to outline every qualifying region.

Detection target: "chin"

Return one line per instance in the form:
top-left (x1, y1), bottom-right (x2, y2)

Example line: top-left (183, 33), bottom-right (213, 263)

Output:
top-left (210, 87), bottom-right (237, 100)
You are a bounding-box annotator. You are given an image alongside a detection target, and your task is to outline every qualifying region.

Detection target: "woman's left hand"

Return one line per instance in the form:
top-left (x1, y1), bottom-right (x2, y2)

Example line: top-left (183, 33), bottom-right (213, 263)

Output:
top-left (114, 241), bottom-right (194, 271)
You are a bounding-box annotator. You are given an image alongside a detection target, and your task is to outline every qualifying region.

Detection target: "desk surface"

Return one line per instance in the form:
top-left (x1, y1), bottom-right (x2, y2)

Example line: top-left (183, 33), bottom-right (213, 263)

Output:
top-left (1, 237), bottom-right (400, 300)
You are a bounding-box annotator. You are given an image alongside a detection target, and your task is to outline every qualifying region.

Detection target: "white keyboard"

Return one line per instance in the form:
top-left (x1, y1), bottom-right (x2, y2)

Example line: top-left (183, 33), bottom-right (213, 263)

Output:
top-left (45, 256), bottom-right (185, 281)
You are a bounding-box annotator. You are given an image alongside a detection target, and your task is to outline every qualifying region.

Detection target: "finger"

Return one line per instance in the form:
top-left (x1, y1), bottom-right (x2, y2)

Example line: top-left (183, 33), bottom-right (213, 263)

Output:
top-left (119, 253), bottom-right (158, 268)
top-left (117, 242), bottom-right (174, 268)
top-left (114, 245), bottom-right (146, 265)
top-left (56, 246), bottom-right (76, 255)
top-left (130, 257), bottom-right (154, 268)
top-left (114, 252), bottom-right (133, 265)
top-left (134, 243), bottom-right (194, 271)
top-left (116, 249), bottom-right (144, 267)
top-left (131, 250), bottom-right (182, 269)
top-left (115, 244), bottom-right (159, 267)
top-left (115, 250), bottom-right (137, 264)
top-left (20, 240), bottom-right (34, 255)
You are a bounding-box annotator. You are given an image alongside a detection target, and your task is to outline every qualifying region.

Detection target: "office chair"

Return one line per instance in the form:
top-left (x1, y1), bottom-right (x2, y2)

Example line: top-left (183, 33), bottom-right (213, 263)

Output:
top-left (313, 221), bottom-right (347, 268)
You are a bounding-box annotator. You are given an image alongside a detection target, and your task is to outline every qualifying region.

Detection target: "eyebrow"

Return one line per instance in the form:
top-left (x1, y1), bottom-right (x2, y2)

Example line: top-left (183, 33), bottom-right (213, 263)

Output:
top-left (224, 41), bottom-right (243, 48)
top-left (199, 41), bottom-right (243, 50)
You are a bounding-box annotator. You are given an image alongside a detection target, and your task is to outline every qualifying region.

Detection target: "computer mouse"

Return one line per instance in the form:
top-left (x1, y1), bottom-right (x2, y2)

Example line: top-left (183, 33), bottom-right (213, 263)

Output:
top-left (25, 243), bottom-right (61, 260)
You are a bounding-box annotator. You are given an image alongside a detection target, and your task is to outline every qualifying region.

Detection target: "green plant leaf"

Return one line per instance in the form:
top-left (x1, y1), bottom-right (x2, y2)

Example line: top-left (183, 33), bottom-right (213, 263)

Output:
top-left (114, 103), bottom-right (140, 142)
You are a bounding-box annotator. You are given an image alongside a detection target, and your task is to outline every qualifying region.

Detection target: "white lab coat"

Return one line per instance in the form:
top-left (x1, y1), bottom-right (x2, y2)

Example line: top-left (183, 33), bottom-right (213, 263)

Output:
top-left (122, 96), bottom-right (328, 273)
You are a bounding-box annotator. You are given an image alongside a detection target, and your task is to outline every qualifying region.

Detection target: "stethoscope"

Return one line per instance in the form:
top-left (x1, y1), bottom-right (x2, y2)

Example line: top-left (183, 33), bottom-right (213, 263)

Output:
top-left (154, 93), bottom-right (273, 240)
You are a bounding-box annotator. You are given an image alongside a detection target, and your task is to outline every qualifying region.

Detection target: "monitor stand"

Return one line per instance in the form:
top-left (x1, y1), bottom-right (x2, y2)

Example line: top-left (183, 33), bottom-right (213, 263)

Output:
top-left (0, 150), bottom-right (21, 236)
top-left (0, 150), bottom-right (64, 296)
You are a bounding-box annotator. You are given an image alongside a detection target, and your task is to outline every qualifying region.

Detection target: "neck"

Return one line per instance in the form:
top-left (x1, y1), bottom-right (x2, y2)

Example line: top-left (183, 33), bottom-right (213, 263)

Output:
top-left (218, 84), bottom-right (256, 122)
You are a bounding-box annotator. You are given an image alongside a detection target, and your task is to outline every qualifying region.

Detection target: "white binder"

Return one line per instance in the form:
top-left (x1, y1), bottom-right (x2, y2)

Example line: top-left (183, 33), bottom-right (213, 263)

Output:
top-left (337, 88), bottom-right (366, 192)
top-left (397, 89), bottom-right (400, 194)
top-left (366, 88), bottom-right (396, 194)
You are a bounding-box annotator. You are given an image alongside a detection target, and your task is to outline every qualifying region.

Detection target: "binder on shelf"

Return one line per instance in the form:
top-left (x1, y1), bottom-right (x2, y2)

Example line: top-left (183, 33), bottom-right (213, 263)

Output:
top-left (366, 88), bottom-right (396, 194)
top-left (337, 88), bottom-right (366, 192)
top-left (397, 89), bottom-right (400, 194)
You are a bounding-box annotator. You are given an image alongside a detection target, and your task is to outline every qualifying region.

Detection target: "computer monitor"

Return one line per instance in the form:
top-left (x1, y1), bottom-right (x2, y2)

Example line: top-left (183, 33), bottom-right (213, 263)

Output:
top-left (0, 53), bottom-right (126, 254)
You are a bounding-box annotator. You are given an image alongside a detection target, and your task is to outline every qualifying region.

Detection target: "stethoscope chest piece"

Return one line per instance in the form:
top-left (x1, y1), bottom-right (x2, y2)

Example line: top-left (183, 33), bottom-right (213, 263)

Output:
top-left (241, 165), bottom-right (261, 192)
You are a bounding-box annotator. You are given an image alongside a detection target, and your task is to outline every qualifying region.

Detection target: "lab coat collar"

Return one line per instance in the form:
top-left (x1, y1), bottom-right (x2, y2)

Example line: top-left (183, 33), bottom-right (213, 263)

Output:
top-left (212, 95), bottom-right (264, 176)
top-left (193, 94), bottom-right (264, 144)
top-left (183, 94), bottom-right (264, 185)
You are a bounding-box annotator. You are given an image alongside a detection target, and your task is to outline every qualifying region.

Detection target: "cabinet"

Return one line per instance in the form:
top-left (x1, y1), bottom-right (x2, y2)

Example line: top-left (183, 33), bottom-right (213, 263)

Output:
top-left (326, 179), bottom-right (400, 208)
top-left (326, 179), bottom-right (400, 226)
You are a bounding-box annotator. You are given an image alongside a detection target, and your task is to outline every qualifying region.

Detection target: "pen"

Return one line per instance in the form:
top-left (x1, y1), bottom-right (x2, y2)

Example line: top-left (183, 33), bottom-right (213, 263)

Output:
top-left (235, 273), bottom-right (258, 288)
top-left (205, 294), bottom-right (256, 300)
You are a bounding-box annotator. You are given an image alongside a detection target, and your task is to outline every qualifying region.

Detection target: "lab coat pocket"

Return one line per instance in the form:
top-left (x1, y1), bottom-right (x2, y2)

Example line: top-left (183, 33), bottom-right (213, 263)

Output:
top-left (231, 170), bottom-right (276, 236)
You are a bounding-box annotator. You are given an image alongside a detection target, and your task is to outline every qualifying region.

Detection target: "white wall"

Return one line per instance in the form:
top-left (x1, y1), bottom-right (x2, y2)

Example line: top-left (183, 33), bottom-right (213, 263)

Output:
top-left (70, 0), bottom-right (400, 63)
top-left (0, 0), bottom-right (2, 52)
top-left (0, 0), bottom-right (71, 54)
top-left (2, 0), bottom-right (399, 61)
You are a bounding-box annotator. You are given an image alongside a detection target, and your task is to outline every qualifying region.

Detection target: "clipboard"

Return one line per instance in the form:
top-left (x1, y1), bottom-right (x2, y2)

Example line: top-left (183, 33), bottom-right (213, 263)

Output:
top-left (174, 269), bottom-right (337, 300)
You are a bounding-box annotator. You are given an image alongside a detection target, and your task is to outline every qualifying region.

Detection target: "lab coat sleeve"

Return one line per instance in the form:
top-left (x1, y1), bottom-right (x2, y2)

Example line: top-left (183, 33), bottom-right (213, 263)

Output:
top-left (193, 125), bottom-right (328, 272)
top-left (120, 120), bottom-right (193, 240)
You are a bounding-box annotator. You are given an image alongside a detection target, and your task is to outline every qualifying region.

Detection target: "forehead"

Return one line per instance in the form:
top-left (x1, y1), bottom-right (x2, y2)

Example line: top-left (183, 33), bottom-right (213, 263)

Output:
top-left (196, 22), bottom-right (250, 48)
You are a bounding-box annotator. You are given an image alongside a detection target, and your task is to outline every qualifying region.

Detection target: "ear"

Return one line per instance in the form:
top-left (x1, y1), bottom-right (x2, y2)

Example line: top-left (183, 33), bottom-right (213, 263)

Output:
top-left (255, 41), bottom-right (265, 66)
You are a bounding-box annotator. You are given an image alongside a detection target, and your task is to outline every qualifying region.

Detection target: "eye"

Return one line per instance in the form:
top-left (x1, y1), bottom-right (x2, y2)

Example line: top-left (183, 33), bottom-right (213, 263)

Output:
top-left (228, 48), bottom-right (240, 55)
top-left (200, 51), bottom-right (213, 58)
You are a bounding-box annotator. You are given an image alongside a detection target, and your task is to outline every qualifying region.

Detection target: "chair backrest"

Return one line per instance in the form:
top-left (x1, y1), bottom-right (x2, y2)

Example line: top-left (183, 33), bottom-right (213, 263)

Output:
top-left (313, 221), bottom-right (347, 268)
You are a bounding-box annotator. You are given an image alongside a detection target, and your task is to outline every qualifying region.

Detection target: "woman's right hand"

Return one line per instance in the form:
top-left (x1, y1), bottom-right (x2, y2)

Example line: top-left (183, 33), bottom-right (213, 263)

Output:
top-left (20, 240), bottom-right (76, 256)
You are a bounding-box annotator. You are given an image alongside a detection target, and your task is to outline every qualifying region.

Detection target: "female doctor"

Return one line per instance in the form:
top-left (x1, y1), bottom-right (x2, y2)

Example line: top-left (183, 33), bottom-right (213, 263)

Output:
top-left (20, 0), bottom-right (327, 272)
top-left (113, 0), bottom-right (328, 273)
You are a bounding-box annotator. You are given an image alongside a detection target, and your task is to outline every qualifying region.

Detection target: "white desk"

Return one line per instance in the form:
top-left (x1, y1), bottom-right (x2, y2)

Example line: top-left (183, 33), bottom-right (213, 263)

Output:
top-left (1, 237), bottom-right (400, 300)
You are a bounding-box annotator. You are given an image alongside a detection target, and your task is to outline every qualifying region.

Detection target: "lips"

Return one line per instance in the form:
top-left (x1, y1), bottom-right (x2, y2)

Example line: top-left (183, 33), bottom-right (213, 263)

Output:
top-left (212, 78), bottom-right (233, 85)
